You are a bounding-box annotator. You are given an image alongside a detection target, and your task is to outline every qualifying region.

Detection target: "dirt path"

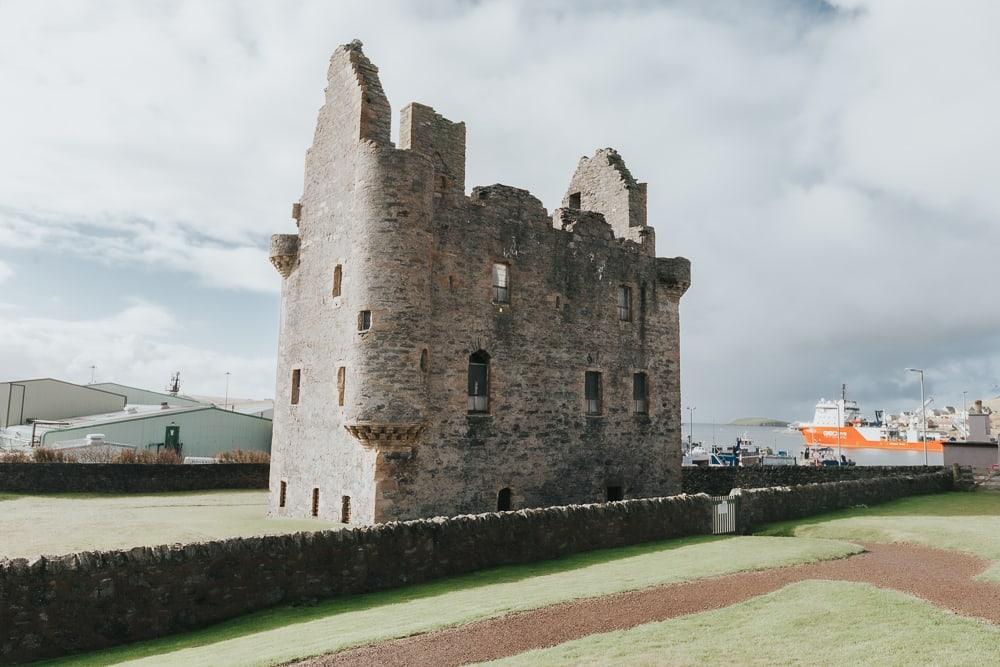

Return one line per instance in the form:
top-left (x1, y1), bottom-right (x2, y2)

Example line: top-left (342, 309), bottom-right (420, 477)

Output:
top-left (296, 542), bottom-right (1000, 666)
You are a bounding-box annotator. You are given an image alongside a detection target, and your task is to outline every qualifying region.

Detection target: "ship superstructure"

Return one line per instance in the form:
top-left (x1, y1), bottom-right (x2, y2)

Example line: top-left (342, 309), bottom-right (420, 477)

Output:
top-left (798, 398), bottom-right (945, 453)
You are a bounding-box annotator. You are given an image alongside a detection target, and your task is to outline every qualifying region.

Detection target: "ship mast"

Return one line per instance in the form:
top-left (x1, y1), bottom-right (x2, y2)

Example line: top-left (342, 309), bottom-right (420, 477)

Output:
top-left (838, 383), bottom-right (846, 462)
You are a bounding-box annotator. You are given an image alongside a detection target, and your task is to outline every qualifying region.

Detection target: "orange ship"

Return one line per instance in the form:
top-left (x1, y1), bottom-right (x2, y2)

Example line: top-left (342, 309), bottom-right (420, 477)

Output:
top-left (797, 398), bottom-right (944, 453)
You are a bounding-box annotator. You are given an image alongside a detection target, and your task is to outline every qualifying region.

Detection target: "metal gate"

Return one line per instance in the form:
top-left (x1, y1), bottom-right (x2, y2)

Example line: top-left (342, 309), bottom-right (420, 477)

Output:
top-left (709, 495), bottom-right (738, 535)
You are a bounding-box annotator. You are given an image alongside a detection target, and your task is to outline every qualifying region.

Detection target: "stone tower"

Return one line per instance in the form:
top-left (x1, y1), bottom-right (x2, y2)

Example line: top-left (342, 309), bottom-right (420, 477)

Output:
top-left (268, 41), bottom-right (691, 525)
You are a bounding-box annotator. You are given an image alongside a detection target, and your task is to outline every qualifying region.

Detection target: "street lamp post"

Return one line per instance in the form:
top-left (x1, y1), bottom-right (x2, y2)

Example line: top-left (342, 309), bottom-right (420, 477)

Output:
top-left (907, 368), bottom-right (927, 465)
top-left (685, 406), bottom-right (696, 449)
top-left (224, 372), bottom-right (231, 411)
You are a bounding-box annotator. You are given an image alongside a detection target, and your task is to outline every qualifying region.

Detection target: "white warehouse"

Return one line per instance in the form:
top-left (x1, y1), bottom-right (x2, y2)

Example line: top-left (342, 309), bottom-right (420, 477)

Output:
top-left (0, 378), bottom-right (271, 458)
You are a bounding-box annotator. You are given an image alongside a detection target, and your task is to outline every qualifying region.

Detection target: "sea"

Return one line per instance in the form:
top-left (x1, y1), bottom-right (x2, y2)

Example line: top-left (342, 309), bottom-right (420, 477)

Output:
top-left (688, 423), bottom-right (944, 467)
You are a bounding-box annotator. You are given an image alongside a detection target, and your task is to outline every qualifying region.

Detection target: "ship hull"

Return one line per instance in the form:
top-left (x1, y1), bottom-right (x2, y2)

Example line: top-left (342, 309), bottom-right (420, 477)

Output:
top-left (799, 426), bottom-right (944, 453)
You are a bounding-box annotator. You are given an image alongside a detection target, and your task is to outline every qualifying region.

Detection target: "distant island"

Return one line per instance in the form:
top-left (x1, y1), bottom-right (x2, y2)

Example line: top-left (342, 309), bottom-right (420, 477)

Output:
top-left (729, 417), bottom-right (790, 427)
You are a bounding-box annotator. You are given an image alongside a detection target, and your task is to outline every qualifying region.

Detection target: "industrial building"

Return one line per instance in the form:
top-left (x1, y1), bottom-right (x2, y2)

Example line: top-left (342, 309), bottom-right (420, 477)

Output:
top-left (0, 378), bottom-right (271, 458)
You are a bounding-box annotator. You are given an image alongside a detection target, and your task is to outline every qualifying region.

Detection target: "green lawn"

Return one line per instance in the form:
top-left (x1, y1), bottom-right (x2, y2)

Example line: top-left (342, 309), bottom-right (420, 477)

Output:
top-left (756, 491), bottom-right (1000, 580)
top-left (48, 535), bottom-right (860, 667)
top-left (482, 580), bottom-right (1000, 666)
top-left (0, 491), bottom-right (340, 559)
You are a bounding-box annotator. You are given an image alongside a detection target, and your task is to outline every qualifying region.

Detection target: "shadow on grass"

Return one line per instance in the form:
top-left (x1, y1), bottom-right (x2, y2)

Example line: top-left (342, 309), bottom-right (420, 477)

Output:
top-left (755, 491), bottom-right (1000, 537)
top-left (46, 534), bottom-right (728, 666)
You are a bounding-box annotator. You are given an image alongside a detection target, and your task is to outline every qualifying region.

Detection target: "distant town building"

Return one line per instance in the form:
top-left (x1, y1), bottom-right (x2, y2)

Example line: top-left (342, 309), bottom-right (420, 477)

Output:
top-left (0, 378), bottom-right (271, 457)
top-left (267, 42), bottom-right (690, 525)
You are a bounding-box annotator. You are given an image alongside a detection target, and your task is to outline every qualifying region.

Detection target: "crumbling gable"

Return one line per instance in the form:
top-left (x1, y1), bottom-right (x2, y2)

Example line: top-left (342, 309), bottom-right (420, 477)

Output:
top-left (564, 148), bottom-right (655, 251)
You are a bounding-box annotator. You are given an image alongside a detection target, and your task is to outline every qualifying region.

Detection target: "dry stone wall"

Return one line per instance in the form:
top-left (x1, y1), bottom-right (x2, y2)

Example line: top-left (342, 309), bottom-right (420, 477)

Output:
top-left (734, 470), bottom-right (953, 531)
top-left (0, 463), bottom-right (269, 494)
top-left (682, 465), bottom-right (945, 497)
top-left (0, 472), bottom-right (951, 662)
top-left (0, 494), bottom-right (712, 663)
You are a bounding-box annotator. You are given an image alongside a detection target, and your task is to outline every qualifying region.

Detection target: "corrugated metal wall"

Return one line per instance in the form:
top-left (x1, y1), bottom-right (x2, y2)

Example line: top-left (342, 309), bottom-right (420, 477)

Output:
top-left (42, 407), bottom-right (272, 457)
top-left (1, 380), bottom-right (125, 426)
top-left (88, 383), bottom-right (205, 407)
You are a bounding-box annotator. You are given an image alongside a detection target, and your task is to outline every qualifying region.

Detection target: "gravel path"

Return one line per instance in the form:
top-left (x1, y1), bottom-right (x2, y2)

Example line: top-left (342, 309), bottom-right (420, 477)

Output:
top-left (297, 542), bottom-right (1000, 666)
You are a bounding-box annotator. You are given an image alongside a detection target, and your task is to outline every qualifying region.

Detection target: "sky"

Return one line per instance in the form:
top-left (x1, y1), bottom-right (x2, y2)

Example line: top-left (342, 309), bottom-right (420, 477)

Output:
top-left (1, 0), bottom-right (998, 421)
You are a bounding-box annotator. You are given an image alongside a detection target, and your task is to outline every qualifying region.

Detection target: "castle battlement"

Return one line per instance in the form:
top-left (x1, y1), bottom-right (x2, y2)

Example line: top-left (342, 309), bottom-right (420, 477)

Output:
top-left (268, 41), bottom-right (691, 525)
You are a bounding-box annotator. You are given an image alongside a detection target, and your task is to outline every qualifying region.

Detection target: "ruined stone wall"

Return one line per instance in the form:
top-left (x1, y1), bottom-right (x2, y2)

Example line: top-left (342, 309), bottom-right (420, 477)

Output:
top-left (369, 187), bottom-right (688, 521)
top-left (269, 41), bottom-right (690, 524)
top-left (269, 41), bottom-right (386, 524)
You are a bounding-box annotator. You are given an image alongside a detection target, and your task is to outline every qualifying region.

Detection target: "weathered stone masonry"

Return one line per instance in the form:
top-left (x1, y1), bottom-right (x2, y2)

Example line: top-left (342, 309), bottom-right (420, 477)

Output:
top-left (268, 40), bottom-right (691, 524)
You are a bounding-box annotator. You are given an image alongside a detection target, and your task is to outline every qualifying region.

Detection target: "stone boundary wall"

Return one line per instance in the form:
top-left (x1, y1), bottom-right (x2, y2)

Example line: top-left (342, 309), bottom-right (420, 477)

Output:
top-left (735, 470), bottom-right (953, 531)
top-left (0, 472), bottom-right (950, 663)
top-left (0, 463), bottom-right (269, 494)
top-left (0, 495), bottom-right (712, 663)
top-left (682, 465), bottom-right (944, 497)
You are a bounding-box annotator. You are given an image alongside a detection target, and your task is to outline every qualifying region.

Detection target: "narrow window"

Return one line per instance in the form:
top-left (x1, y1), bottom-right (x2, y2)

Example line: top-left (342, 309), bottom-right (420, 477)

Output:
top-left (290, 369), bottom-right (301, 405)
top-left (492, 263), bottom-right (510, 304)
top-left (468, 350), bottom-right (490, 413)
top-left (585, 371), bottom-right (602, 415)
top-left (568, 192), bottom-right (581, 209)
top-left (618, 286), bottom-right (632, 322)
top-left (311, 488), bottom-right (319, 517)
top-left (420, 349), bottom-right (428, 373)
top-left (633, 372), bottom-right (649, 414)
top-left (497, 487), bottom-right (512, 512)
top-left (358, 310), bottom-right (371, 332)
top-left (448, 275), bottom-right (455, 290)
top-left (337, 366), bottom-right (346, 407)
top-left (341, 495), bottom-right (351, 523)
top-left (279, 480), bottom-right (287, 508)
top-left (606, 485), bottom-right (624, 502)
top-left (332, 265), bottom-right (343, 297)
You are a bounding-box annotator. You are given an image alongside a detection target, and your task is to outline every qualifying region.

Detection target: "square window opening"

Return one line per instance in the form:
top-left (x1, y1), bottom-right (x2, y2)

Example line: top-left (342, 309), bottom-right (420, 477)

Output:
top-left (606, 485), bottom-right (624, 502)
top-left (568, 192), bottom-right (581, 209)
top-left (492, 263), bottom-right (510, 304)
top-left (585, 371), bottom-right (602, 415)
top-left (290, 369), bottom-right (301, 405)
top-left (332, 265), bottom-right (343, 297)
top-left (341, 495), bottom-right (351, 523)
top-left (337, 366), bottom-right (346, 407)
top-left (633, 372), bottom-right (649, 414)
top-left (468, 351), bottom-right (490, 413)
top-left (358, 310), bottom-right (372, 332)
top-left (618, 285), bottom-right (632, 322)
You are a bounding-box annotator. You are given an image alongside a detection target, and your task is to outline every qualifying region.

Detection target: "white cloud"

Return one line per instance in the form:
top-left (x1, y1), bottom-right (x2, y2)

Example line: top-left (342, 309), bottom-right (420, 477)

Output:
top-left (0, 0), bottom-right (996, 418)
top-left (0, 261), bottom-right (12, 284)
top-left (0, 302), bottom-right (276, 398)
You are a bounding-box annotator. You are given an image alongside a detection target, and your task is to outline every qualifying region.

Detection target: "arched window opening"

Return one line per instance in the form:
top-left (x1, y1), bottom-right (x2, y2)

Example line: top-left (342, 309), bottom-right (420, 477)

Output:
top-left (420, 348), bottom-right (428, 373)
top-left (468, 350), bottom-right (490, 413)
top-left (497, 487), bottom-right (512, 512)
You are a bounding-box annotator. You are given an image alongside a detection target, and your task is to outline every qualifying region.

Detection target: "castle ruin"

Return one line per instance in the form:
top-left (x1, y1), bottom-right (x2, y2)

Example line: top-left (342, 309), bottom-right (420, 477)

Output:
top-left (268, 41), bottom-right (691, 524)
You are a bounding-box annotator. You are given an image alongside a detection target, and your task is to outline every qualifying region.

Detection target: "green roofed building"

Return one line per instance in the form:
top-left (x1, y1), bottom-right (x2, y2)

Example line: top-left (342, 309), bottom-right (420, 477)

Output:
top-left (0, 378), bottom-right (271, 458)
